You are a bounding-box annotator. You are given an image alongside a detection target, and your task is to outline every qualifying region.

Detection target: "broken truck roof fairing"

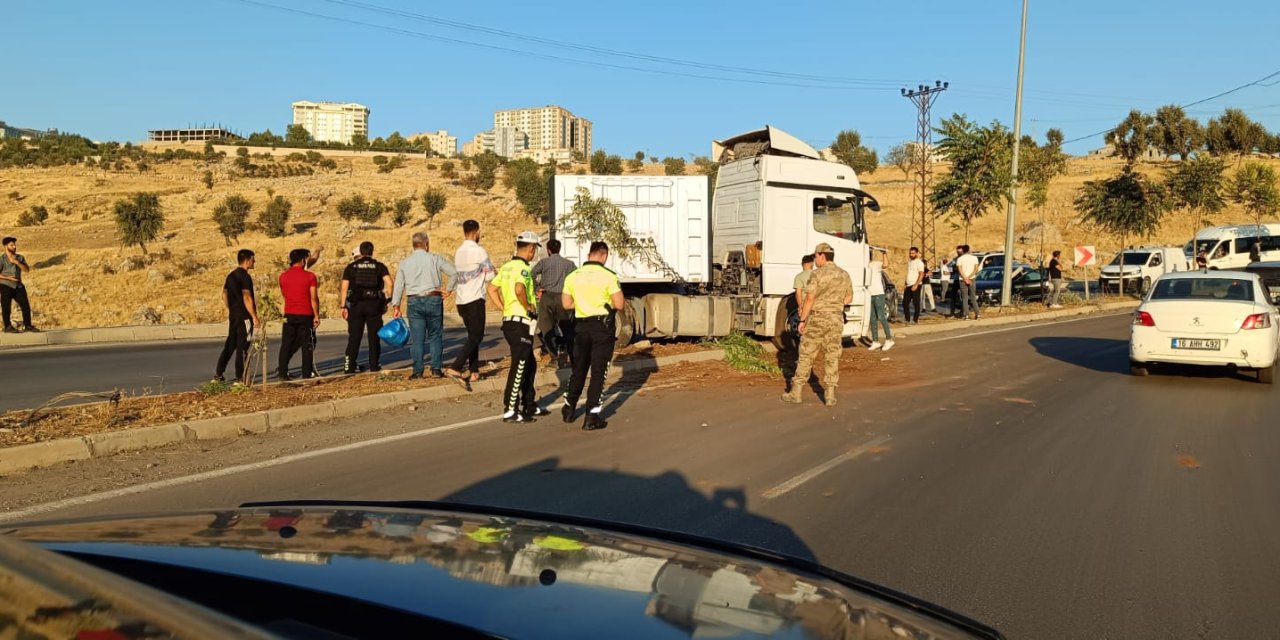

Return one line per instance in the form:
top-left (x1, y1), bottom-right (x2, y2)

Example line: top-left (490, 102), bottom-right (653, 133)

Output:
top-left (712, 126), bottom-right (821, 163)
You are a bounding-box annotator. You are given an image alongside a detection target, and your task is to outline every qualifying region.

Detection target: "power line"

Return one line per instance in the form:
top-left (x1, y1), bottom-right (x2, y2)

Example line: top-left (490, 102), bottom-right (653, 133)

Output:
top-left (226, 0), bottom-right (904, 91)
top-left (1061, 68), bottom-right (1280, 145)
top-left (319, 0), bottom-right (906, 88)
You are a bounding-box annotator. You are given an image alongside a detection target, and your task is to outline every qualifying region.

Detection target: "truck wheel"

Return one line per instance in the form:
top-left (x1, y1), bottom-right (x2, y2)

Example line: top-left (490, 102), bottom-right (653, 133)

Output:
top-left (1259, 363), bottom-right (1275, 384)
top-left (615, 302), bottom-right (635, 346)
top-left (772, 303), bottom-right (797, 352)
top-left (1141, 277), bottom-right (1152, 295)
top-left (1129, 360), bottom-right (1149, 377)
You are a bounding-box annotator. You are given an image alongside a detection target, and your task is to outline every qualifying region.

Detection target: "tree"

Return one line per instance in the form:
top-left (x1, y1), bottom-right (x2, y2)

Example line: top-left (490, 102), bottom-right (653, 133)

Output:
top-left (260, 195), bottom-right (292, 238)
top-left (1105, 110), bottom-right (1153, 166)
top-left (634, 151), bottom-right (645, 162)
top-left (1150, 105), bottom-right (1204, 161)
top-left (663, 157), bottom-right (686, 176)
top-left (113, 192), bottom-right (165, 255)
top-left (440, 160), bottom-right (457, 179)
top-left (350, 133), bottom-right (369, 150)
top-left (385, 131), bottom-right (408, 150)
top-left (17, 205), bottom-right (48, 227)
top-left (1229, 161), bottom-right (1279, 228)
top-left (557, 187), bottom-right (643, 262)
top-left (421, 187), bottom-right (447, 227)
top-left (829, 130), bottom-right (878, 174)
top-left (930, 115), bottom-right (1014, 243)
top-left (589, 150), bottom-right (623, 175)
top-left (392, 197), bottom-right (413, 227)
top-left (1020, 129), bottom-right (1069, 210)
top-left (626, 157), bottom-right (643, 172)
top-left (337, 195), bottom-right (369, 222)
top-left (1165, 155), bottom-right (1227, 234)
top-left (506, 160), bottom-right (553, 221)
top-left (285, 124), bottom-right (312, 147)
top-left (1074, 168), bottom-right (1169, 293)
top-left (1206, 108), bottom-right (1267, 157)
top-left (463, 166), bottom-right (497, 193)
top-left (360, 199), bottom-right (385, 226)
top-left (212, 194), bottom-right (251, 245)
top-left (884, 143), bottom-right (917, 179)
top-left (201, 170), bottom-right (214, 189)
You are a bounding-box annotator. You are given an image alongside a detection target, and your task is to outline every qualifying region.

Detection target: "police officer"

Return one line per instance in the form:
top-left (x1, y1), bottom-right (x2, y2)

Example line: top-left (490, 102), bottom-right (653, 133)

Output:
top-left (782, 242), bottom-right (853, 407)
top-left (488, 231), bottom-right (551, 423)
top-left (560, 241), bottom-right (624, 431)
top-left (340, 241), bottom-right (392, 373)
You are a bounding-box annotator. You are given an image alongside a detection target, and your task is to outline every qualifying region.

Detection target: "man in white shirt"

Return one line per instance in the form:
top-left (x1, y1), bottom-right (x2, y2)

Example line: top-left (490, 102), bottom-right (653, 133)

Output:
top-left (904, 246), bottom-right (925, 325)
top-left (867, 253), bottom-right (894, 351)
top-left (444, 220), bottom-right (494, 387)
top-left (954, 244), bottom-right (981, 320)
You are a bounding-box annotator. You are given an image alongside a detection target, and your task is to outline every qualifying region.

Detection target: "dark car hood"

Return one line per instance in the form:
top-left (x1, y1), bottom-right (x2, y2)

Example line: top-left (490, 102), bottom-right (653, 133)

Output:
top-left (4, 503), bottom-right (1001, 640)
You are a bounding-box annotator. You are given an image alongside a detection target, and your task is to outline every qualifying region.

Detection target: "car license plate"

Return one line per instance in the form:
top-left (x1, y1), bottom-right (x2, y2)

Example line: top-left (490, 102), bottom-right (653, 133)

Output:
top-left (1172, 338), bottom-right (1221, 350)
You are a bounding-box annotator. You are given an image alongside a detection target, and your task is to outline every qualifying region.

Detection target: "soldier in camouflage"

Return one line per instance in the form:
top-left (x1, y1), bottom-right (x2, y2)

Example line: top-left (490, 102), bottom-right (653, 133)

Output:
top-left (782, 242), bottom-right (853, 407)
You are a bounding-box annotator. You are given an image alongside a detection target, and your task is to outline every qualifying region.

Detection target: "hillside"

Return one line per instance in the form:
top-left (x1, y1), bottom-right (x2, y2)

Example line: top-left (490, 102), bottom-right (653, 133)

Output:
top-left (0, 147), bottom-right (1276, 329)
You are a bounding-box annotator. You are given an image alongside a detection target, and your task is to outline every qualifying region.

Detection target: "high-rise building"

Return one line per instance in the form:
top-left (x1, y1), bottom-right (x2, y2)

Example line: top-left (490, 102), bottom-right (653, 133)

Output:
top-left (493, 105), bottom-right (591, 159)
top-left (493, 127), bottom-right (528, 158)
top-left (410, 129), bottom-right (458, 157)
top-left (291, 101), bottom-right (369, 144)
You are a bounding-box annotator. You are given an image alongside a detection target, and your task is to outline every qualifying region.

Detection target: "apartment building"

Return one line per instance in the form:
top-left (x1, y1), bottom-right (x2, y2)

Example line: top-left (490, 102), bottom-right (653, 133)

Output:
top-left (291, 101), bottom-right (369, 144)
top-left (493, 105), bottom-right (591, 159)
top-left (411, 129), bottom-right (458, 156)
top-left (462, 130), bottom-right (495, 157)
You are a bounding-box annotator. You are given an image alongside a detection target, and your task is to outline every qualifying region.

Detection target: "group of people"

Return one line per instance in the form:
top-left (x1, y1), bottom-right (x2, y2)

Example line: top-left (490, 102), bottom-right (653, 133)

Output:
top-left (214, 221), bottom-right (625, 432)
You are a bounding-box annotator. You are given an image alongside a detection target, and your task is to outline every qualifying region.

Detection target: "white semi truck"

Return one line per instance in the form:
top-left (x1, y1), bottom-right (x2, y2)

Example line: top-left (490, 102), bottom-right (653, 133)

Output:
top-left (549, 125), bottom-right (881, 345)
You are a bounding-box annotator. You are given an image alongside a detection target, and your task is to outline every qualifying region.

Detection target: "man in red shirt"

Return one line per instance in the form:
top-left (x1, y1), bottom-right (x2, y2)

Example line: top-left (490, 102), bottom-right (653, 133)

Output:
top-left (278, 248), bottom-right (320, 380)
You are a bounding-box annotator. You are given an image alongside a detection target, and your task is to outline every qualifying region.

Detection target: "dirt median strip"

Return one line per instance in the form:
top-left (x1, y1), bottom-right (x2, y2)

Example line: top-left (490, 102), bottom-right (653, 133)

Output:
top-left (0, 349), bottom-right (726, 476)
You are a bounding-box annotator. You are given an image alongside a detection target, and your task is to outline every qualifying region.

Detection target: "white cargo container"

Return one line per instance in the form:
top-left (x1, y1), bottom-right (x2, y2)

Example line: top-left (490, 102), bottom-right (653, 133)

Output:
top-left (548, 126), bottom-right (881, 345)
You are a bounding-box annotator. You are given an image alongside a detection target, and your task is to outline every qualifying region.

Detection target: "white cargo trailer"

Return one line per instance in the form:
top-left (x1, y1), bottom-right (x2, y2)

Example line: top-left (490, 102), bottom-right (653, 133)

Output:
top-left (549, 126), bottom-right (881, 345)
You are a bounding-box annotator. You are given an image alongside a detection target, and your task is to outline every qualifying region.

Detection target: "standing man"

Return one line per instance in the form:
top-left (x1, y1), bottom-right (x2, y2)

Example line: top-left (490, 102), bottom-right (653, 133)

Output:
top-left (939, 258), bottom-right (953, 316)
top-left (531, 238), bottom-right (577, 368)
top-left (340, 241), bottom-right (392, 374)
top-left (955, 244), bottom-right (981, 320)
top-left (488, 231), bottom-right (549, 423)
top-left (903, 246), bottom-right (925, 325)
top-left (921, 258), bottom-right (937, 313)
top-left (0, 237), bottom-right (36, 333)
top-left (214, 249), bottom-right (259, 383)
top-left (278, 248), bottom-right (320, 380)
top-left (786, 254), bottom-right (816, 337)
top-left (1046, 249), bottom-right (1065, 309)
top-left (391, 232), bottom-right (457, 380)
top-left (782, 242), bottom-right (853, 407)
top-left (560, 241), bottom-right (624, 431)
top-left (445, 220), bottom-right (495, 388)
top-left (866, 251), bottom-right (894, 352)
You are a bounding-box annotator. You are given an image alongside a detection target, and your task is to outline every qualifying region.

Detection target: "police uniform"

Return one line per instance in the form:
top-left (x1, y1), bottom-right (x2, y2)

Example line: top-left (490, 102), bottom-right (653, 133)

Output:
top-left (560, 261), bottom-right (621, 430)
top-left (784, 243), bottom-right (853, 406)
top-left (342, 254), bottom-right (389, 373)
top-left (494, 242), bottom-right (540, 422)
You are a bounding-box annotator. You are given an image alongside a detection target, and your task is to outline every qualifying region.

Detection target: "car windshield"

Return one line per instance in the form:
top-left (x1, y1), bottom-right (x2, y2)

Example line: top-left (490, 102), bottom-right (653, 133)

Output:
top-left (977, 266), bottom-right (1025, 280)
top-left (1110, 252), bottom-right (1151, 266)
top-left (1149, 277), bottom-right (1254, 301)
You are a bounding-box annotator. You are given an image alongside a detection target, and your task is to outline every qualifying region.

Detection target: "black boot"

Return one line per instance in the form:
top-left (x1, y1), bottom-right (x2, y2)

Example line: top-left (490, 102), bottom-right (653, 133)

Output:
top-left (561, 403), bottom-right (576, 423)
top-left (582, 413), bottom-right (607, 431)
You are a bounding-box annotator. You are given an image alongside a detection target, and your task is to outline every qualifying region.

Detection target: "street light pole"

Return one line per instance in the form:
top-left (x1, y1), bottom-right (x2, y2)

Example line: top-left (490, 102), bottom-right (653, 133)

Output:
top-left (1001, 0), bottom-right (1029, 307)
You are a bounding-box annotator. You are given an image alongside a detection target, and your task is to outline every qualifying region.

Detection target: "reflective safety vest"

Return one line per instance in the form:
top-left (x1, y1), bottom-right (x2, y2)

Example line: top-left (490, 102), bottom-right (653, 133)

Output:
top-left (563, 262), bottom-right (621, 318)
top-left (495, 257), bottom-right (533, 318)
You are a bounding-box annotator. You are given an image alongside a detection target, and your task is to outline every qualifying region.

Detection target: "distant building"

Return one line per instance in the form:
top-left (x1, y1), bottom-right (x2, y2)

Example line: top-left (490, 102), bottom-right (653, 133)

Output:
top-left (518, 148), bottom-right (575, 164)
top-left (147, 127), bottom-right (242, 142)
top-left (291, 101), bottom-right (369, 144)
top-left (410, 129), bottom-right (457, 157)
top-left (494, 127), bottom-right (528, 158)
top-left (463, 130), bottom-right (495, 157)
top-left (1087, 144), bottom-right (1170, 161)
top-left (1, 120), bottom-right (56, 140)
top-left (493, 105), bottom-right (591, 159)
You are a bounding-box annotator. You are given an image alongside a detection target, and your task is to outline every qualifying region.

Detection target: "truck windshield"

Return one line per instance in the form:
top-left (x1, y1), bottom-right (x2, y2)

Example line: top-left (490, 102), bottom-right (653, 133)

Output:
top-left (812, 198), bottom-right (857, 239)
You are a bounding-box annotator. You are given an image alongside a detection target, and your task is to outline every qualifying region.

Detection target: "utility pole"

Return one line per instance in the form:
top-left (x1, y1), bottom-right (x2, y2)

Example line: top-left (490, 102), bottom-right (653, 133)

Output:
top-left (901, 81), bottom-right (949, 269)
top-left (1001, 0), bottom-right (1029, 307)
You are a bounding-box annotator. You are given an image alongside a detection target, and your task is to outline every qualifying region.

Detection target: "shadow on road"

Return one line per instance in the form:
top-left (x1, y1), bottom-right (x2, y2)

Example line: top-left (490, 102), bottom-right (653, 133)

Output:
top-left (441, 457), bottom-right (816, 562)
top-left (1029, 337), bottom-right (1129, 374)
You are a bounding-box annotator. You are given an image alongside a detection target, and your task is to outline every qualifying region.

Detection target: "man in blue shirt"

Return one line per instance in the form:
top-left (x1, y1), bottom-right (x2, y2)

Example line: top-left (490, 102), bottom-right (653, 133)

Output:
top-left (390, 232), bottom-right (457, 379)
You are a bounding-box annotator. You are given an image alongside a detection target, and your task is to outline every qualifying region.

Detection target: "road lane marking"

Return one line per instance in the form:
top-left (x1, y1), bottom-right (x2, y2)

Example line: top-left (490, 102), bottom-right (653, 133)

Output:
top-left (913, 311), bottom-right (1130, 346)
top-left (761, 435), bottom-right (892, 500)
top-left (0, 414), bottom-right (503, 524)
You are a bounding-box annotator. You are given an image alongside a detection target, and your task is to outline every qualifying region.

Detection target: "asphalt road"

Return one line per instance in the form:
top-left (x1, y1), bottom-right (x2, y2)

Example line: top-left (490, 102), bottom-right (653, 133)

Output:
top-left (4, 313), bottom-right (1278, 638)
top-left (0, 326), bottom-right (509, 413)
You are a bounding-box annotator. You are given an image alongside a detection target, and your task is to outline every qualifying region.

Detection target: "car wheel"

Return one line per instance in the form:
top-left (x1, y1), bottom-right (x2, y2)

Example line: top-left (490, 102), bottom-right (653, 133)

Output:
top-left (1259, 363), bottom-right (1275, 384)
top-left (1141, 276), bottom-right (1152, 295)
top-left (1129, 360), bottom-right (1149, 377)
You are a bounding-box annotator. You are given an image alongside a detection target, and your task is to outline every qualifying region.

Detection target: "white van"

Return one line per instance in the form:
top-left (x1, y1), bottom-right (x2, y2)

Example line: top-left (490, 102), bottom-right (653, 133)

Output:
top-left (1186, 223), bottom-right (1280, 270)
top-left (1099, 246), bottom-right (1189, 294)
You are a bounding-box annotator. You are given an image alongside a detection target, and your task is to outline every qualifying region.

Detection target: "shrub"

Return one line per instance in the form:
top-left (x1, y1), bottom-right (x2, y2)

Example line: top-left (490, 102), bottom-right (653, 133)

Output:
top-left (212, 193), bottom-right (250, 246)
top-left (392, 197), bottom-right (413, 227)
top-left (17, 205), bottom-right (49, 226)
top-left (337, 195), bottom-right (369, 222)
top-left (421, 187), bottom-right (447, 226)
top-left (113, 192), bottom-right (165, 254)
top-left (201, 170), bottom-right (214, 189)
top-left (261, 195), bottom-right (293, 238)
top-left (372, 155), bottom-right (389, 165)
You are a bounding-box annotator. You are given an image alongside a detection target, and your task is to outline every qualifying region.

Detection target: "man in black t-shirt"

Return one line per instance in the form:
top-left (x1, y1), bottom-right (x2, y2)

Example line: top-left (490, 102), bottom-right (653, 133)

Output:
top-left (1046, 249), bottom-right (1065, 309)
top-left (215, 249), bottom-right (260, 382)
top-left (340, 241), bottom-right (392, 373)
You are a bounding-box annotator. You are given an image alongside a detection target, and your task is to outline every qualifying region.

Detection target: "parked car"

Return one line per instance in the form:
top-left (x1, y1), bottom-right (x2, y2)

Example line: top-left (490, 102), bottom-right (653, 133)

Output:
top-left (934, 252), bottom-right (1006, 301)
top-left (1241, 261), bottom-right (1280, 303)
top-left (1099, 246), bottom-right (1188, 294)
top-left (1129, 271), bottom-right (1280, 383)
top-left (975, 263), bottom-right (1046, 305)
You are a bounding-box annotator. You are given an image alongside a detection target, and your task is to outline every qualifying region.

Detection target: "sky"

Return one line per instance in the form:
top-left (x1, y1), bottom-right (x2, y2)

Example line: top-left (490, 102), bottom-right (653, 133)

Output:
top-left (3, 0), bottom-right (1278, 159)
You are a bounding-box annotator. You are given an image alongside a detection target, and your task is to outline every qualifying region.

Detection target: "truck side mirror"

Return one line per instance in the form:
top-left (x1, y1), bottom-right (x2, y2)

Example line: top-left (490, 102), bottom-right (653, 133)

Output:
top-left (863, 197), bottom-right (880, 212)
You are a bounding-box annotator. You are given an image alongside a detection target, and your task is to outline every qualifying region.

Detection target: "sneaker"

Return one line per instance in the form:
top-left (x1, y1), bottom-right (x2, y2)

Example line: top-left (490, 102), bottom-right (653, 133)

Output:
top-left (582, 413), bottom-right (608, 431)
top-left (561, 404), bottom-right (576, 423)
top-left (211, 374), bottom-right (225, 383)
top-left (22, 326), bottom-right (39, 333)
top-left (503, 412), bottom-right (535, 424)
top-left (882, 339), bottom-right (895, 352)
top-left (527, 406), bottom-right (552, 417)
top-left (277, 371), bottom-right (293, 381)
top-left (867, 341), bottom-right (882, 351)
top-left (305, 370), bottom-right (321, 379)
top-left (1, 326), bottom-right (16, 334)
top-left (407, 372), bottom-right (424, 380)
top-left (369, 366), bottom-right (383, 373)
top-left (431, 369), bottom-right (445, 378)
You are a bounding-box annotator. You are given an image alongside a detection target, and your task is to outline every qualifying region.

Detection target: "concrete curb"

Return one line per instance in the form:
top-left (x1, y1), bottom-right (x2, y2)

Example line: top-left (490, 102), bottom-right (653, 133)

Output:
top-left (0, 348), bottom-right (725, 476)
top-left (0, 313), bottom-right (505, 350)
top-left (891, 301), bottom-right (1139, 338)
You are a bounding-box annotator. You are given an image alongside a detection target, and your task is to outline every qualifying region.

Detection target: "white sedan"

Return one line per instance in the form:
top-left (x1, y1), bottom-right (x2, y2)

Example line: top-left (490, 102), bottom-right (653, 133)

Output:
top-left (1129, 271), bottom-right (1280, 383)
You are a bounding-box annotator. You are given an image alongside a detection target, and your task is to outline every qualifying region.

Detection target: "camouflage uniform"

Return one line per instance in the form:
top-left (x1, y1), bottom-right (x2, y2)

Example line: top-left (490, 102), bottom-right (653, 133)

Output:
top-left (783, 255), bottom-right (853, 406)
